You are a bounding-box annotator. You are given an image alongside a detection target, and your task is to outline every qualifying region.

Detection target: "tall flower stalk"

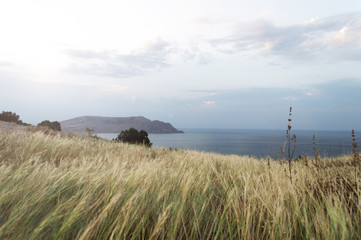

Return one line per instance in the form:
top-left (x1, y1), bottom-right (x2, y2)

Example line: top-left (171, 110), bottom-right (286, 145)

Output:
top-left (282, 107), bottom-right (296, 184)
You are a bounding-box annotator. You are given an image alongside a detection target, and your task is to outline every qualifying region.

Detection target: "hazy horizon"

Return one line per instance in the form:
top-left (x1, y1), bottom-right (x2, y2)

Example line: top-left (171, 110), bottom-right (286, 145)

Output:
top-left (59, 116), bottom-right (360, 132)
top-left (1, 0), bottom-right (361, 131)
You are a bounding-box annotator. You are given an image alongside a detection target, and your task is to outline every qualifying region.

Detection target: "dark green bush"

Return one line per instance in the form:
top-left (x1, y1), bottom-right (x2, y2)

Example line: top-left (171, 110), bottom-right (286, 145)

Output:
top-left (38, 120), bottom-right (62, 131)
top-left (0, 111), bottom-right (21, 123)
top-left (114, 128), bottom-right (152, 147)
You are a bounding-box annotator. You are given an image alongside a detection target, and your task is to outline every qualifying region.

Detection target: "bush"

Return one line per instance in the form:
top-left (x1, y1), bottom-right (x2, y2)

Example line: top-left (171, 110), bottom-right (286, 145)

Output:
top-left (114, 128), bottom-right (152, 147)
top-left (0, 111), bottom-right (21, 123)
top-left (37, 120), bottom-right (62, 131)
top-left (0, 111), bottom-right (32, 126)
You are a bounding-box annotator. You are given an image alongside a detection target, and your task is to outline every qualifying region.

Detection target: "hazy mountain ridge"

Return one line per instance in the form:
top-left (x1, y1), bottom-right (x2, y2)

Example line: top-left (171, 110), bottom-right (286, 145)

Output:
top-left (60, 116), bottom-right (184, 134)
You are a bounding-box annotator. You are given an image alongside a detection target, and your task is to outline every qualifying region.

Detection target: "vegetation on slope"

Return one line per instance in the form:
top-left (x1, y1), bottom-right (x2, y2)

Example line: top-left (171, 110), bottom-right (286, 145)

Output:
top-left (0, 111), bottom-right (30, 126)
top-left (0, 129), bottom-right (360, 239)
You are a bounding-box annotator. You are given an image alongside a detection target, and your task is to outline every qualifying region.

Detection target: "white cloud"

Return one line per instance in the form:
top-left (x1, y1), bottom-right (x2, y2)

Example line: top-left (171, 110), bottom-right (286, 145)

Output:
top-left (0, 61), bottom-right (11, 68)
top-left (190, 18), bottom-right (217, 26)
top-left (203, 101), bottom-right (216, 105)
top-left (333, 25), bottom-right (361, 48)
top-left (64, 37), bottom-right (215, 78)
top-left (304, 16), bottom-right (320, 25)
top-left (180, 44), bottom-right (214, 65)
top-left (211, 12), bottom-right (361, 61)
top-left (64, 38), bottom-right (177, 78)
top-left (284, 97), bottom-right (297, 101)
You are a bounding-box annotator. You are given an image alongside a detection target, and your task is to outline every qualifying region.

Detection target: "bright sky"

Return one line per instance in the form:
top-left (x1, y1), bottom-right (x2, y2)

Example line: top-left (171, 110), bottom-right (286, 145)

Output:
top-left (1, 0), bottom-right (361, 130)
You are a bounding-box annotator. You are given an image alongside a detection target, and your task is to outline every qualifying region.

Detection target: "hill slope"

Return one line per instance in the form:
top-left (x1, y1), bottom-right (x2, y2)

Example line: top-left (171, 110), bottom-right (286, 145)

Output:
top-left (0, 120), bottom-right (27, 131)
top-left (0, 129), bottom-right (359, 239)
top-left (60, 116), bottom-right (184, 133)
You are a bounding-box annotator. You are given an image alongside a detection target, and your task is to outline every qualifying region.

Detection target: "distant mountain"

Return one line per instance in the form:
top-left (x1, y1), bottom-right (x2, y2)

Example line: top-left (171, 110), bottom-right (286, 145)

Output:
top-left (60, 116), bottom-right (184, 134)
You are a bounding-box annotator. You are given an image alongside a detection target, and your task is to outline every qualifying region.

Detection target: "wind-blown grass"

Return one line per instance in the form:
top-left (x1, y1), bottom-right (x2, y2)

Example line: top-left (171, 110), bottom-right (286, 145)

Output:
top-left (0, 130), bottom-right (360, 239)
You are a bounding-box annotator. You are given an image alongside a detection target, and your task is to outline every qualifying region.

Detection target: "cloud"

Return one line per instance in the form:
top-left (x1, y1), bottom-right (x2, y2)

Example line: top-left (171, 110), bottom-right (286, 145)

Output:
top-left (284, 97), bottom-right (297, 101)
top-left (191, 18), bottom-right (217, 26)
top-left (203, 100), bottom-right (216, 105)
top-left (183, 89), bottom-right (224, 99)
top-left (304, 17), bottom-right (320, 25)
top-left (64, 38), bottom-right (176, 78)
top-left (186, 78), bottom-right (361, 113)
top-left (0, 61), bottom-right (11, 69)
top-left (181, 45), bottom-right (213, 65)
top-left (186, 89), bottom-right (224, 94)
top-left (211, 12), bottom-right (361, 61)
top-left (305, 78), bottom-right (361, 106)
top-left (142, 78), bottom-right (361, 129)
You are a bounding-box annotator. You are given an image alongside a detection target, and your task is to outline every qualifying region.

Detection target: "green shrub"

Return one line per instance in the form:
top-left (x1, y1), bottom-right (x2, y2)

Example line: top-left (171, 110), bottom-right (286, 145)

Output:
top-left (38, 120), bottom-right (62, 131)
top-left (114, 128), bottom-right (152, 147)
top-left (0, 111), bottom-right (21, 123)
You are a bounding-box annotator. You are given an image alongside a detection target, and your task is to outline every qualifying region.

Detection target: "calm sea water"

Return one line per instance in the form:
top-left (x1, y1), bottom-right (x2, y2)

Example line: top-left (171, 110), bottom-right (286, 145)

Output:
top-left (98, 129), bottom-right (360, 158)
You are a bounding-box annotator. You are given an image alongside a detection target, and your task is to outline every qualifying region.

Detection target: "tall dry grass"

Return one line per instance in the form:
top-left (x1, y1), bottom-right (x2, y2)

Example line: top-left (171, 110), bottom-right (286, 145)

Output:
top-left (0, 129), bottom-right (360, 239)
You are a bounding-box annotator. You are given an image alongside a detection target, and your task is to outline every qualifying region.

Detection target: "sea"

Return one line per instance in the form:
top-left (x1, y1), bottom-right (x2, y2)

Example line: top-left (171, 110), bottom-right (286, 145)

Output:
top-left (98, 129), bottom-right (360, 158)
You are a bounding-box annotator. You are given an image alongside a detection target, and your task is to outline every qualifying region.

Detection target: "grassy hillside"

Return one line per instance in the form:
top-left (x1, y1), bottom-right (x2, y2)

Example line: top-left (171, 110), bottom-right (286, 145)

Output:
top-left (0, 129), bottom-right (360, 239)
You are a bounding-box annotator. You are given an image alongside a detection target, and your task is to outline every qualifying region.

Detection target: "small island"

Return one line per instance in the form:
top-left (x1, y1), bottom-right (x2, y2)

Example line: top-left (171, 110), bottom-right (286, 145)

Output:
top-left (60, 116), bottom-right (184, 134)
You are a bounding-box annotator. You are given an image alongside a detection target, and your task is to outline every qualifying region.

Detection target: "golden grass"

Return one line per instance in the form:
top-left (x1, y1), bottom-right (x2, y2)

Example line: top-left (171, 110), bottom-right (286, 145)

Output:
top-left (0, 129), bottom-right (360, 239)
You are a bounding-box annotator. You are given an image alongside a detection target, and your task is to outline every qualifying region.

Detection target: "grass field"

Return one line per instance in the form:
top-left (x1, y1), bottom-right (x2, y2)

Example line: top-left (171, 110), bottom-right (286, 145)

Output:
top-left (0, 129), bottom-right (360, 239)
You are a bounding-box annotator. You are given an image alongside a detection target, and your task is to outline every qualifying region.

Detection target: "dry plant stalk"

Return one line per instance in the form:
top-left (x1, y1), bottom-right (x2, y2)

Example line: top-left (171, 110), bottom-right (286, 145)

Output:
top-left (281, 107), bottom-right (296, 183)
top-left (303, 155), bottom-right (308, 167)
top-left (351, 130), bottom-right (360, 176)
top-left (280, 146), bottom-right (285, 162)
top-left (313, 134), bottom-right (320, 163)
top-left (351, 129), bottom-right (360, 204)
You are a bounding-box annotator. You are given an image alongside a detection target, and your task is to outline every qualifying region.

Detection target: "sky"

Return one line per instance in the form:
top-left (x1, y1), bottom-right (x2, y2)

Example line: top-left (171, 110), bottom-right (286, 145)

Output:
top-left (1, 0), bottom-right (361, 130)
